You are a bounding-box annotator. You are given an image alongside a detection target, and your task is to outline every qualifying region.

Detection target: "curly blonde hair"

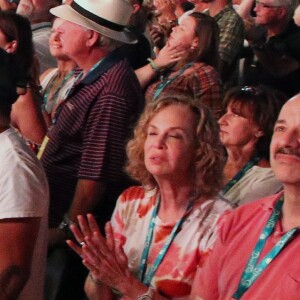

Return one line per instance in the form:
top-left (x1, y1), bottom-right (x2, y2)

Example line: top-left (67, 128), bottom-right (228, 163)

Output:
top-left (126, 97), bottom-right (225, 199)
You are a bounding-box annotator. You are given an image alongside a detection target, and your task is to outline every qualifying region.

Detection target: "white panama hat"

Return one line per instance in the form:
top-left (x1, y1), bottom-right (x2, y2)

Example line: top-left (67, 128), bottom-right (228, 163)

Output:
top-left (50, 0), bottom-right (137, 44)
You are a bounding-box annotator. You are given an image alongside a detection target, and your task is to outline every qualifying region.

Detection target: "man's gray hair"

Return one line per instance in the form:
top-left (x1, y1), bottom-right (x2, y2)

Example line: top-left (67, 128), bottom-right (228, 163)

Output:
top-left (98, 35), bottom-right (124, 52)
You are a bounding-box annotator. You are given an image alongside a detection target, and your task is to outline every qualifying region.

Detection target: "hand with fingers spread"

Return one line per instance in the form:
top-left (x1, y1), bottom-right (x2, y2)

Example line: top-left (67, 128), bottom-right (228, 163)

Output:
top-left (67, 214), bottom-right (150, 299)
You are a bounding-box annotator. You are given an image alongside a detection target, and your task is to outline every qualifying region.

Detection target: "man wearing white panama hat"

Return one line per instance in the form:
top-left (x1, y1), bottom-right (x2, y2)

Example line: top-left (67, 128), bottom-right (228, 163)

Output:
top-left (40, 0), bottom-right (144, 298)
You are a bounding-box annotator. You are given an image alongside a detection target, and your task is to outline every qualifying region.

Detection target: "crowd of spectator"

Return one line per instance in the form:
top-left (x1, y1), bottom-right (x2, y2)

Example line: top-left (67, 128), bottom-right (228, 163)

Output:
top-left (0, 0), bottom-right (300, 299)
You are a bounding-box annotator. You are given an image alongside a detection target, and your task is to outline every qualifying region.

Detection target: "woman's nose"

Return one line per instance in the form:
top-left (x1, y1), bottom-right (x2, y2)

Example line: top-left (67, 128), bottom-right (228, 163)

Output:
top-left (154, 135), bottom-right (166, 148)
top-left (218, 113), bottom-right (227, 125)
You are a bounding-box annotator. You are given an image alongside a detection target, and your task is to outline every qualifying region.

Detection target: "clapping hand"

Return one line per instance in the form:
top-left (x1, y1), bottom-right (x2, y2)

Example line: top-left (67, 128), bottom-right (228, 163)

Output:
top-left (67, 214), bottom-right (130, 293)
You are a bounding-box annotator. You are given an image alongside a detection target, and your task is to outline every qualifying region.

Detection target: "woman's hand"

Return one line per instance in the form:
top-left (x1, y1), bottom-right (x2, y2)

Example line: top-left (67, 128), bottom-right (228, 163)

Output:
top-left (154, 43), bottom-right (185, 70)
top-left (67, 214), bottom-right (131, 294)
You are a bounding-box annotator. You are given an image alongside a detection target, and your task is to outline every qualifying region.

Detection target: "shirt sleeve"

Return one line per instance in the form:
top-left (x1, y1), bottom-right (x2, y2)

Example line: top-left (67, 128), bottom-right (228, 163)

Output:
top-left (0, 154), bottom-right (48, 219)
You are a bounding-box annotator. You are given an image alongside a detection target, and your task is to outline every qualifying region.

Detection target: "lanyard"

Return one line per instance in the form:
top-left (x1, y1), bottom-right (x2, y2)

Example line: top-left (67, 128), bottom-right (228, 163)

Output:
top-left (153, 62), bottom-right (193, 101)
top-left (138, 196), bottom-right (194, 286)
top-left (38, 59), bottom-right (102, 160)
top-left (43, 70), bottom-right (75, 113)
top-left (51, 59), bottom-right (102, 126)
top-left (233, 196), bottom-right (299, 299)
top-left (222, 156), bottom-right (260, 194)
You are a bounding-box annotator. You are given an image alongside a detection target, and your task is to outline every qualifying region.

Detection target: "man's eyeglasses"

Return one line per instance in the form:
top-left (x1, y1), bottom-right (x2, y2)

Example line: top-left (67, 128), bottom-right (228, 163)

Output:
top-left (7, 0), bottom-right (20, 4)
top-left (255, 1), bottom-right (286, 9)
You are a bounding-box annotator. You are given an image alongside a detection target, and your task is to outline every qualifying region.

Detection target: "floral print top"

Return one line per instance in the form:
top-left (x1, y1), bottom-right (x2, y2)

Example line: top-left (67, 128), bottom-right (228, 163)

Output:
top-left (111, 186), bottom-right (232, 299)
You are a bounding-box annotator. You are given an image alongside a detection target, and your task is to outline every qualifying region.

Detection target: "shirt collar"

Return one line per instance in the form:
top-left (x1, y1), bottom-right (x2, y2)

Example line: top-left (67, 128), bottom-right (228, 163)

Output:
top-left (260, 191), bottom-right (284, 211)
top-left (80, 48), bottom-right (124, 85)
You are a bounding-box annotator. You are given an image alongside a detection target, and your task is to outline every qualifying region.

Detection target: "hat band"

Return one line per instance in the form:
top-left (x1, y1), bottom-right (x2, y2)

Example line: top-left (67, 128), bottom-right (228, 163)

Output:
top-left (71, 1), bottom-right (125, 32)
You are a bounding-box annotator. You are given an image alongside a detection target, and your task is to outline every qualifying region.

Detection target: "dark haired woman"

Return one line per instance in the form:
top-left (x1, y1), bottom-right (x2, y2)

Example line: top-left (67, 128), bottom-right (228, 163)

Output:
top-left (218, 85), bottom-right (286, 207)
top-left (0, 10), bottom-right (47, 152)
top-left (136, 12), bottom-right (222, 118)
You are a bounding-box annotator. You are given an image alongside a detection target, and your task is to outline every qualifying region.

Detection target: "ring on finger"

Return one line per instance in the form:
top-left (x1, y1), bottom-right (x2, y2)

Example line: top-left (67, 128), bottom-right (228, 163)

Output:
top-left (79, 241), bottom-right (86, 246)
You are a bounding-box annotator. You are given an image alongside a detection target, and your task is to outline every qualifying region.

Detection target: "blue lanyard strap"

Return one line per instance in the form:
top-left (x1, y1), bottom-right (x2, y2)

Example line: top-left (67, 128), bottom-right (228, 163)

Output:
top-left (138, 196), bottom-right (194, 286)
top-left (153, 62), bottom-right (193, 101)
top-left (222, 156), bottom-right (260, 194)
top-left (233, 196), bottom-right (299, 299)
top-left (51, 59), bottom-right (102, 126)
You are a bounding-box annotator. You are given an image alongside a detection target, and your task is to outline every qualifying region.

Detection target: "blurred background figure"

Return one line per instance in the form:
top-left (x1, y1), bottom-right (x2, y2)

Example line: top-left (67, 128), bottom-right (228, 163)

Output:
top-left (136, 12), bottom-right (223, 118)
top-left (0, 0), bottom-right (19, 11)
top-left (203, 0), bottom-right (245, 90)
top-left (0, 10), bottom-right (46, 152)
top-left (17, 0), bottom-right (61, 73)
top-left (40, 17), bottom-right (77, 128)
top-left (68, 97), bottom-right (231, 299)
top-left (175, 0), bottom-right (195, 23)
top-left (294, 3), bottom-right (300, 26)
top-left (118, 0), bottom-right (152, 69)
top-left (218, 85), bottom-right (286, 206)
top-left (242, 0), bottom-right (300, 98)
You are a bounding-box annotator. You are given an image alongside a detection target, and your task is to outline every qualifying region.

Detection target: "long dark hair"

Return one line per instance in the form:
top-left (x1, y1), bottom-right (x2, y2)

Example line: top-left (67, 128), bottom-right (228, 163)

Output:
top-left (188, 12), bottom-right (220, 69)
top-left (0, 10), bottom-right (34, 86)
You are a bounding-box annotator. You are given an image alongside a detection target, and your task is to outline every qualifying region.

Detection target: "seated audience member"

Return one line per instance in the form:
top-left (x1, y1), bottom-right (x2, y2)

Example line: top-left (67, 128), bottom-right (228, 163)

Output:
top-left (219, 85), bottom-right (285, 206)
top-left (0, 10), bottom-right (46, 152)
top-left (68, 98), bottom-right (232, 299)
top-left (244, 0), bottom-right (300, 98)
top-left (40, 0), bottom-right (144, 298)
top-left (16, 0), bottom-right (61, 73)
top-left (136, 12), bottom-right (223, 118)
top-left (0, 49), bottom-right (49, 300)
top-left (203, 0), bottom-right (245, 90)
top-left (40, 17), bottom-right (78, 128)
top-left (191, 94), bottom-right (300, 300)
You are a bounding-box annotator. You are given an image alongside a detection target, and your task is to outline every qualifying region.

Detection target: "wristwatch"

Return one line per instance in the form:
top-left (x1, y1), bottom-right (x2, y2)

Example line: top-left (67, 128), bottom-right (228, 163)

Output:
top-left (58, 215), bottom-right (75, 239)
top-left (137, 287), bottom-right (155, 300)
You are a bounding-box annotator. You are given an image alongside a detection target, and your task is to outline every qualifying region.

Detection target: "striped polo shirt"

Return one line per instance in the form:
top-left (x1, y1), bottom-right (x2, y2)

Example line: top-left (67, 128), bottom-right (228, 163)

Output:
top-left (41, 50), bottom-right (144, 228)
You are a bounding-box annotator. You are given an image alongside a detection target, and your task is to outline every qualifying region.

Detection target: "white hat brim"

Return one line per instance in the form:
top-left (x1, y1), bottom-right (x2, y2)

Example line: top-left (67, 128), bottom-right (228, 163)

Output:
top-left (50, 5), bottom-right (137, 44)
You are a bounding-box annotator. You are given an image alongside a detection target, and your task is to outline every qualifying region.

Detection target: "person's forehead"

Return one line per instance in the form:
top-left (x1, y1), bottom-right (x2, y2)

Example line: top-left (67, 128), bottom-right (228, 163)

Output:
top-left (257, 0), bottom-right (289, 6)
top-left (55, 18), bottom-right (86, 31)
top-left (277, 97), bottom-right (300, 121)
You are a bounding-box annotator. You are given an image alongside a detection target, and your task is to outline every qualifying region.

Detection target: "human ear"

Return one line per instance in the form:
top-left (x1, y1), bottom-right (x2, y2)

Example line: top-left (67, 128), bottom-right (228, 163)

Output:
top-left (5, 40), bottom-right (17, 54)
top-left (255, 130), bottom-right (264, 138)
top-left (191, 37), bottom-right (199, 50)
top-left (86, 30), bottom-right (100, 47)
